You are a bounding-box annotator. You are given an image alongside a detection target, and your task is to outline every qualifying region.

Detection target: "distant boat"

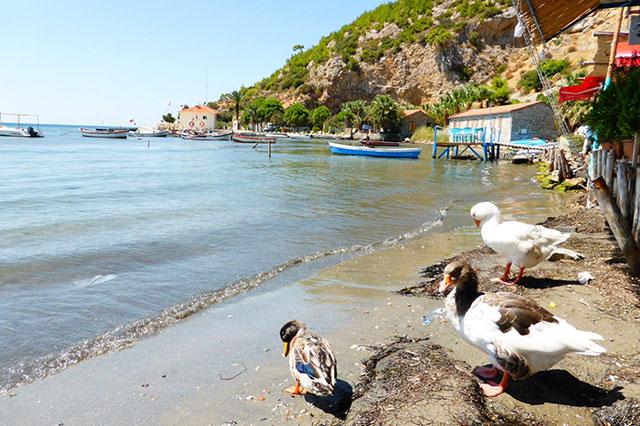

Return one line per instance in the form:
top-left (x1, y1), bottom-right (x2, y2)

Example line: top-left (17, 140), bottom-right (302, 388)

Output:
top-left (328, 142), bottom-right (421, 158)
top-left (232, 133), bottom-right (276, 144)
top-left (80, 128), bottom-right (128, 138)
top-left (285, 132), bottom-right (311, 140)
top-left (182, 131), bottom-right (233, 141)
top-left (0, 112), bottom-right (43, 138)
top-left (129, 127), bottom-right (169, 137)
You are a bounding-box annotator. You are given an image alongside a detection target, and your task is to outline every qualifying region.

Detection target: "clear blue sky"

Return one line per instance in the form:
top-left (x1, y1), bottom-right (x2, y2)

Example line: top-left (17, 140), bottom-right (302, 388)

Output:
top-left (0, 0), bottom-right (387, 126)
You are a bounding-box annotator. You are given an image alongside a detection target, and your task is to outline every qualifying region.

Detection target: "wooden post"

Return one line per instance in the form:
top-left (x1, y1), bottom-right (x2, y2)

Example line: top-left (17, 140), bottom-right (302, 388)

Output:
top-left (605, 7), bottom-right (625, 88)
top-left (268, 139), bottom-right (272, 159)
top-left (593, 176), bottom-right (640, 275)
top-left (634, 166), bottom-right (640, 243)
top-left (633, 133), bottom-right (639, 169)
top-left (618, 160), bottom-right (630, 222)
top-left (605, 150), bottom-right (615, 189)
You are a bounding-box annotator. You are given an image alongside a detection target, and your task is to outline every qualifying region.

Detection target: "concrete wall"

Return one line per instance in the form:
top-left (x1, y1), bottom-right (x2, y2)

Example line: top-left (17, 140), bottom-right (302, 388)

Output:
top-left (178, 110), bottom-right (217, 131)
top-left (510, 103), bottom-right (559, 141)
top-left (400, 113), bottom-right (434, 138)
top-left (449, 113), bottom-right (512, 144)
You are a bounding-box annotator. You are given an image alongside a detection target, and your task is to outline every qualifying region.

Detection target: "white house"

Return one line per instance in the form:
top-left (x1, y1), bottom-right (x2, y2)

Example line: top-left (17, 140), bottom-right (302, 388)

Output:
top-left (178, 105), bottom-right (218, 131)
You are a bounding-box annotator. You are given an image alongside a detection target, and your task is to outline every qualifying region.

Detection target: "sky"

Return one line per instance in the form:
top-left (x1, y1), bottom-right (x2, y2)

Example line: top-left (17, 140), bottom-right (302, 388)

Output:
top-left (0, 0), bottom-right (387, 126)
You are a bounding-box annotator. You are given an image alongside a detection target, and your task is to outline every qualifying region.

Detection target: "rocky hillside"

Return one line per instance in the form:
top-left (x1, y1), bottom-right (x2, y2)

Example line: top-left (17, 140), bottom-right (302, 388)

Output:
top-left (244, 0), bottom-right (619, 111)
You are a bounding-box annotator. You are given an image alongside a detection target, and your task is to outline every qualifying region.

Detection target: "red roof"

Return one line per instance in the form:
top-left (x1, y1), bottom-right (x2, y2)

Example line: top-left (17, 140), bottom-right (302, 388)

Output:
top-left (559, 76), bottom-right (604, 103)
top-left (181, 105), bottom-right (218, 114)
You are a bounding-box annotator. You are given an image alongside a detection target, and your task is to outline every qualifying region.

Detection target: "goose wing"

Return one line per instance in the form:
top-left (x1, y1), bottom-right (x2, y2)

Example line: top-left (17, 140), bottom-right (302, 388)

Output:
top-left (291, 332), bottom-right (337, 395)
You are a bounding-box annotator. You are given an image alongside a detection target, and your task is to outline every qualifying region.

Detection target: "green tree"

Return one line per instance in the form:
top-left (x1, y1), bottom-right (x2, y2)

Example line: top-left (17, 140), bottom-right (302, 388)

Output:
top-left (222, 89), bottom-right (246, 123)
top-left (241, 101), bottom-right (260, 130)
top-left (284, 103), bottom-right (310, 129)
top-left (292, 44), bottom-right (304, 55)
top-left (367, 95), bottom-right (402, 132)
top-left (162, 112), bottom-right (176, 123)
top-left (587, 67), bottom-right (640, 140)
top-left (340, 100), bottom-right (368, 129)
top-left (257, 97), bottom-right (284, 123)
top-left (309, 106), bottom-right (331, 131)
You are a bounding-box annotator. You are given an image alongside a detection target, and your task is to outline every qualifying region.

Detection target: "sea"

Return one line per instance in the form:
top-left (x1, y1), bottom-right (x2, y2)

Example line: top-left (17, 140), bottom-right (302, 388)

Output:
top-left (0, 124), bottom-right (563, 390)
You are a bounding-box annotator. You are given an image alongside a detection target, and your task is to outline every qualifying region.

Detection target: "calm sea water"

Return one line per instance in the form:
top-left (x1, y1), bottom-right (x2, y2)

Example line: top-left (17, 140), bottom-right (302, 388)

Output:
top-left (0, 124), bottom-right (562, 389)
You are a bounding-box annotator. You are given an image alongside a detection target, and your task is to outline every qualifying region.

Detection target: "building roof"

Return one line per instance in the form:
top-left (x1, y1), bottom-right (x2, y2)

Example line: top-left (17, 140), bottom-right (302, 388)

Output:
top-left (180, 105), bottom-right (218, 114)
top-left (403, 109), bottom-right (426, 117)
top-left (449, 101), bottom-right (546, 119)
top-left (519, 0), bottom-right (640, 45)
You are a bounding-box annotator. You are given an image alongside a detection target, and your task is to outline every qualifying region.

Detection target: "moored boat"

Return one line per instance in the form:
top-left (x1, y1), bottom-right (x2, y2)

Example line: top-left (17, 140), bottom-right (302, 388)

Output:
top-left (182, 131), bottom-right (233, 141)
top-left (285, 132), bottom-right (311, 140)
top-left (360, 140), bottom-right (400, 147)
top-left (232, 133), bottom-right (276, 144)
top-left (0, 112), bottom-right (43, 137)
top-left (328, 142), bottom-right (421, 158)
top-left (128, 127), bottom-right (170, 137)
top-left (80, 128), bottom-right (129, 138)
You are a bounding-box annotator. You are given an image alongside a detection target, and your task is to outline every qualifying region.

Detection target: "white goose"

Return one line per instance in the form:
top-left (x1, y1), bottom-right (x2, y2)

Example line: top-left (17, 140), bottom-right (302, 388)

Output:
top-left (470, 202), bottom-right (582, 285)
top-left (439, 261), bottom-right (606, 397)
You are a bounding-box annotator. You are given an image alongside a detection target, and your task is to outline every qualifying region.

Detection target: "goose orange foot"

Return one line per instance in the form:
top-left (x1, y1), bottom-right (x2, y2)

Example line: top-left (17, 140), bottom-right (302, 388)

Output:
top-left (472, 365), bottom-right (499, 380)
top-left (284, 383), bottom-right (307, 395)
top-left (479, 371), bottom-right (509, 397)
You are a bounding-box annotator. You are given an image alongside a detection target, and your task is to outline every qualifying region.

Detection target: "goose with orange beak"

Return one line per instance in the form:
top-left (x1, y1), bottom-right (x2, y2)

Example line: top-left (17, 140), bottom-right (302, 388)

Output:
top-left (440, 261), bottom-right (605, 397)
top-left (279, 320), bottom-right (337, 396)
top-left (470, 202), bottom-right (583, 285)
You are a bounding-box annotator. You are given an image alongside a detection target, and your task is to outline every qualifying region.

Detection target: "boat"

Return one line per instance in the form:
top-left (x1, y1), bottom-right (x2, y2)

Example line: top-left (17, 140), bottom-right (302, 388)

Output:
top-left (232, 133), bottom-right (276, 144)
top-left (328, 142), bottom-right (421, 158)
top-left (285, 132), bottom-right (311, 140)
top-left (80, 128), bottom-right (129, 138)
top-left (0, 113), bottom-right (43, 137)
top-left (128, 127), bottom-right (170, 137)
top-left (182, 131), bottom-right (233, 141)
top-left (360, 140), bottom-right (400, 147)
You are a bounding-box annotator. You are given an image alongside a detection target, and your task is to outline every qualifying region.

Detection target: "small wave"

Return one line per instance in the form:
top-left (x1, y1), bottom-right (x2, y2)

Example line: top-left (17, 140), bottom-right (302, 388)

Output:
top-left (74, 274), bottom-right (118, 288)
top-left (0, 208), bottom-right (447, 392)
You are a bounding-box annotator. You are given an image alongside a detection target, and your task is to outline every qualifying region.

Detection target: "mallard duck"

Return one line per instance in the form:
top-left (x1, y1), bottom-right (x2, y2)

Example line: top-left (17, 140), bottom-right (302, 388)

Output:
top-left (279, 320), bottom-right (337, 396)
top-left (470, 202), bottom-right (583, 285)
top-left (439, 261), bottom-right (606, 397)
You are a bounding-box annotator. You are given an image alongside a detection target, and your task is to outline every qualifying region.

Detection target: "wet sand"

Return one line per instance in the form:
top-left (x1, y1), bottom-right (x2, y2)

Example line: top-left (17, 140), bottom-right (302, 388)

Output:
top-left (0, 192), bottom-right (593, 425)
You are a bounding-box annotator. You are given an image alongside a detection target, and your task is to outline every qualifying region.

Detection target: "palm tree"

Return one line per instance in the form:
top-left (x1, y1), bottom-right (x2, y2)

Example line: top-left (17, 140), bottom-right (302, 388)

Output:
top-left (341, 100), bottom-right (368, 129)
top-left (223, 90), bottom-right (246, 124)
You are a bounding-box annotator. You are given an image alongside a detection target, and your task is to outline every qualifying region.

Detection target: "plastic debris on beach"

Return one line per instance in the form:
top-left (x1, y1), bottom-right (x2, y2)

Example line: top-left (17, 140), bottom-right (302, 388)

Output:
top-left (578, 271), bottom-right (594, 285)
top-left (422, 308), bottom-right (445, 326)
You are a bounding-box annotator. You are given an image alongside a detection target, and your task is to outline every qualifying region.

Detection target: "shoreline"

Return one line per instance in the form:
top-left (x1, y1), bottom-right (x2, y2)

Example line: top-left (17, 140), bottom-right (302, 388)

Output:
top-left (0, 181), bottom-right (583, 425)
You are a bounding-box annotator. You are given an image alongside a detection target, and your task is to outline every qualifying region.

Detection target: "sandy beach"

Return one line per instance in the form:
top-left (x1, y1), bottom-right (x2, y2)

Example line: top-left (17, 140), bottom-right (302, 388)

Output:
top-left (6, 177), bottom-right (636, 425)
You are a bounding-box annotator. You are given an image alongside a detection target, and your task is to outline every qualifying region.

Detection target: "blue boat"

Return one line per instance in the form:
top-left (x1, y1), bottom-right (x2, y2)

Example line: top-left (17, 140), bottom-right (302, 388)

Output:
top-left (328, 142), bottom-right (421, 159)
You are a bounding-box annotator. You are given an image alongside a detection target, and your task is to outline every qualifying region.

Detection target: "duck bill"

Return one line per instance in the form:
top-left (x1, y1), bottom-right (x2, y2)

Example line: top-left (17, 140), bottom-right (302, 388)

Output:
top-left (474, 219), bottom-right (481, 228)
top-left (282, 342), bottom-right (290, 357)
top-left (438, 274), bottom-right (454, 294)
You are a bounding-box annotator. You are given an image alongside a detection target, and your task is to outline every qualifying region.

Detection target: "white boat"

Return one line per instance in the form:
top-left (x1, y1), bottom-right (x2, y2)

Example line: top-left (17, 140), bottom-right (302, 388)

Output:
top-left (0, 112), bottom-right (43, 137)
top-left (232, 132), bottom-right (276, 144)
top-left (128, 127), bottom-right (169, 137)
top-left (182, 131), bottom-right (233, 141)
top-left (285, 132), bottom-right (311, 140)
top-left (80, 128), bottom-right (129, 138)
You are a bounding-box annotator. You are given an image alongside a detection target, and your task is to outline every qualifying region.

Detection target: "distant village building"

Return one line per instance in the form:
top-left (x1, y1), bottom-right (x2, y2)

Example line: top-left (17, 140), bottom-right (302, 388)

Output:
top-left (400, 109), bottom-right (433, 138)
top-left (448, 101), bottom-right (558, 144)
top-left (178, 105), bottom-right (218, 132)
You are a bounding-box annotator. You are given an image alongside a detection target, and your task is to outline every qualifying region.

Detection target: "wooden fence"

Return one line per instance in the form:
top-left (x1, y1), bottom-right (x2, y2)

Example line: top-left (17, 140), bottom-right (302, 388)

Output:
top-left (591, 148), bottom-right (640, 274)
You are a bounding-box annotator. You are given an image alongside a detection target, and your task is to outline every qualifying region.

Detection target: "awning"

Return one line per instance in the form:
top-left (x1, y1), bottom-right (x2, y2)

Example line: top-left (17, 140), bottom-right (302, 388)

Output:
top-left (559, 76), bottom-right (605, 103)
top-left (616, 40), bottom-right (640, 66)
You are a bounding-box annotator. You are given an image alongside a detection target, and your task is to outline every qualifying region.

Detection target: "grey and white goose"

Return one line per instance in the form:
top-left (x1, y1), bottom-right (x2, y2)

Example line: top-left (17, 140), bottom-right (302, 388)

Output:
top-left (439, 261), bottom-right (606, 397)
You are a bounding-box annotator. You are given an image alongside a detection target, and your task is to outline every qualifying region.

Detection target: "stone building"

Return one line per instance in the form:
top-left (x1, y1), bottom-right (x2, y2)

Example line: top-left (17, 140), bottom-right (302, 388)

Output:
top-left (400, 109), bottom-right (434, 138)
top-left (448, 101), bottom-right (558, 144)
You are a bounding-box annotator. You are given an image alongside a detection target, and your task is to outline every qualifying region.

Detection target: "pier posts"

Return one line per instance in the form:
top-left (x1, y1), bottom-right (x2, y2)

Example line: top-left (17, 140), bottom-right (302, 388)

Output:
top-left (432, 127), bottom-right (439, 159)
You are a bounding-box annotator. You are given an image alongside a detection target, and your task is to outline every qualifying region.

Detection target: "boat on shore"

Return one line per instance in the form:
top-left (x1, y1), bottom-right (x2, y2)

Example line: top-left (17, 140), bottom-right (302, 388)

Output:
top-left (80, 128), bottom-right (129, 139)
top-left (328, 142), bottom-right (421, 158)
top-left (232, 133), bottom-right (276, 144)
top-left (128, 127), bottom-right (169, 137)
top-left (0, 113), bottom-right (43, 137)
top-left (182, 131), bottom-right (233, 141)
top-left (285, 132), bottom-right (311, 141)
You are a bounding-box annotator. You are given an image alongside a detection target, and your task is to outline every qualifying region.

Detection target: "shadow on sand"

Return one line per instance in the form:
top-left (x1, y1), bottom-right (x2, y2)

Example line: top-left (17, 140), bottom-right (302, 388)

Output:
top-left (518, 276), bottom-right (580, 289)
top-left (303, 379), bottom-right (353, 419)
top-left (506, 369), bottom-right (624, 407)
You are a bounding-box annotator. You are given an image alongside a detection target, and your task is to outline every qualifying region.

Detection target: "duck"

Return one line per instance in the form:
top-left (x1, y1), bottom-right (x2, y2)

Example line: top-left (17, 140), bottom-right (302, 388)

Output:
top-left (279, 320), bottom-right (337, 396)
top-left (470, 201), bottom-right (583, 285)
top-left (439, 260), bottom-right (606, 397)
